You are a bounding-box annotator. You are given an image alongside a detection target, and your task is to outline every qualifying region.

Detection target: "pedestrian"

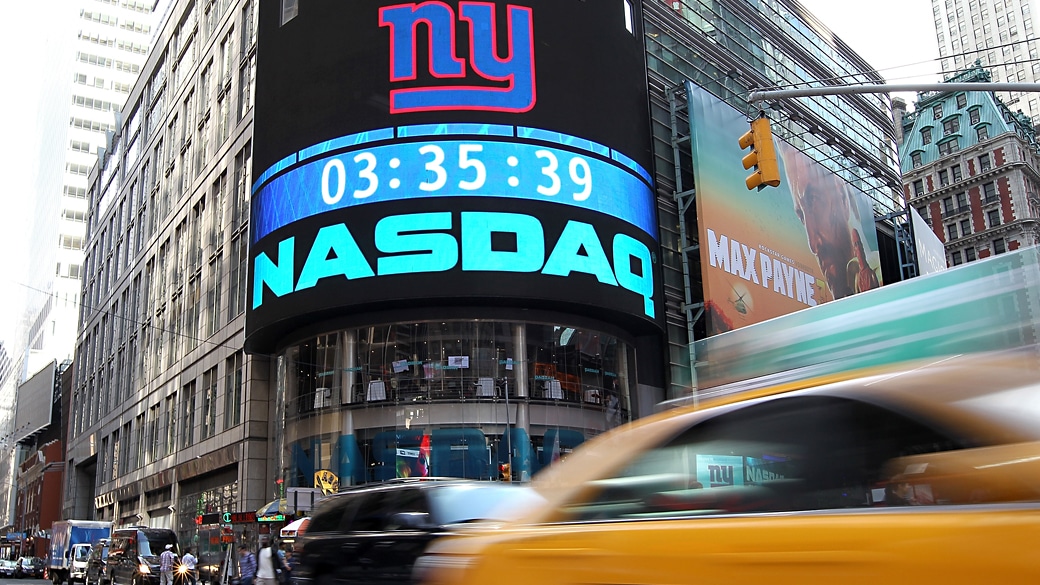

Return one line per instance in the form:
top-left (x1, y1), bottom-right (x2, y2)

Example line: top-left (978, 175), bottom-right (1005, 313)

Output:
top-left (255, 539), bottom-right (278, 585)
top-left (237, 545), bottom-right (257, 585)
top-left (159, 544), bottom-right (178, 585)
top-left (276, 543), bottom-right (291, 585)
top-left (181, 548), bottom-right (198, 585)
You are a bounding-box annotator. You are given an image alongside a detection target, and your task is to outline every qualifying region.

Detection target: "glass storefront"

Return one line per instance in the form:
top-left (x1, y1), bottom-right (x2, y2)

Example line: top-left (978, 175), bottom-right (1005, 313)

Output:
top-left (277, 320), bottom-right (635, 488)
top-left (177, 480), bottom-right (239, 577)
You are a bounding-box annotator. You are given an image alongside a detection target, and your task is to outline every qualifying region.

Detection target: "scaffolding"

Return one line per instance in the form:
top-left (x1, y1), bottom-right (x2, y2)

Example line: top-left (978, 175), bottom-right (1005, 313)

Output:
top-left (666, 82), bottom-right (702, 400)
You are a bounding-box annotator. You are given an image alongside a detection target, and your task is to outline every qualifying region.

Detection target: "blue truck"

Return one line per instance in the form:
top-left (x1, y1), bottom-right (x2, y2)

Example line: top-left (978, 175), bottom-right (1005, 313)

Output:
top-left (49, 520), bottom-right (112, 585)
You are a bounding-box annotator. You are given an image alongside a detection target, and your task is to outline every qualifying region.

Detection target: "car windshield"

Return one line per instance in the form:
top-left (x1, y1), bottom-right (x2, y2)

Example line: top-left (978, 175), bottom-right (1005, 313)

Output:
top-left (74, 547), bottom-right (92, 561)
top-left (955, 384), bottom-right (1040, 439)
top-left (139, 532), bottom-right (176, 559)
top-left (859, 354), bottom-right (1040, 442)
top-left (3, 561), bottom-right (15, 567)
top-left (429, 483), bottom-right (547, 525)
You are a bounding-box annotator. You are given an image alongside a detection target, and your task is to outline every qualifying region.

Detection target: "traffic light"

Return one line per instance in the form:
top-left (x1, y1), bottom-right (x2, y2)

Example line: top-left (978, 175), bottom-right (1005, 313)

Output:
top-left (738, 116), bottom-right (781, 190)
top-left (498, 462), bottom-right (511, 482)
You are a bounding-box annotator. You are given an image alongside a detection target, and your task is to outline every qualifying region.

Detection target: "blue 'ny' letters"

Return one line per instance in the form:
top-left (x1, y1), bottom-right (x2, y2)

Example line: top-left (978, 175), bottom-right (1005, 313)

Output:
top-left (379, 2), bottom-right (537, 113)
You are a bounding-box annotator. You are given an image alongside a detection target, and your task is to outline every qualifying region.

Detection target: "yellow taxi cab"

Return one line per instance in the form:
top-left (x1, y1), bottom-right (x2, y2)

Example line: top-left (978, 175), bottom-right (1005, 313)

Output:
top-left (415, 351), bottom-right (1040, 584)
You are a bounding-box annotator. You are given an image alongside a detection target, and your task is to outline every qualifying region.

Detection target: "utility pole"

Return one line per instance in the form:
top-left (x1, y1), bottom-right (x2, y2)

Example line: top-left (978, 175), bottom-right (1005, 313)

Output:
top-left (748, 82), bottom-right (1040, 103)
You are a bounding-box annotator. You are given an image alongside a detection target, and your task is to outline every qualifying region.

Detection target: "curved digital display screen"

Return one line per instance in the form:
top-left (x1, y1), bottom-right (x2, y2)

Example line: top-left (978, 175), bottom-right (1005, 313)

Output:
top-left (252, 127), bottom-right (655, 242)
top-left (248, 0), bottom-right (659, 352)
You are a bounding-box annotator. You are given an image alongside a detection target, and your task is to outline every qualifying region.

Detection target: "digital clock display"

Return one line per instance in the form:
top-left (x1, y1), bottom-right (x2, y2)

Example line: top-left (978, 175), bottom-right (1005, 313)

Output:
top-left (251, 125), bottom-right (656, 244)
top-left (248, 0), bottom-right (660, 352)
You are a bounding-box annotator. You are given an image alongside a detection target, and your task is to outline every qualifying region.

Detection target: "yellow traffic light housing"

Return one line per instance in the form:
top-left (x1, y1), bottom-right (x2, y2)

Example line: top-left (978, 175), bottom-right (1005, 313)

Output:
top-left (738, 117), bottom-right (781, 190)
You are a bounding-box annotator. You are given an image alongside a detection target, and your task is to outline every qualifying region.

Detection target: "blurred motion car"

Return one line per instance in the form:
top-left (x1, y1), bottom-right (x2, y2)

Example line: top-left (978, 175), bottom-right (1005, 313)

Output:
top-left (195, 553), bottom-right (220, 585)
top-left (84, 541), bottom-right (109, 585)
top-left (0, 560), bottom-right (18, 578)
top-left (16, 557), bottom-right (45, 579)
top-left (416, 351), bottom-right (1040, 584)
top-left (295, 478), bottom-right (544, 585)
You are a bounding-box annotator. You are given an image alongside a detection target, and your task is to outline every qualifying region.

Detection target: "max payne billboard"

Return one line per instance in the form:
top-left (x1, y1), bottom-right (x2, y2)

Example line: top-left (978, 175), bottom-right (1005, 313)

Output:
top-left (686, 83), bottom-right (883, 335)
top-left (247, 1), bottom-right (660, 352)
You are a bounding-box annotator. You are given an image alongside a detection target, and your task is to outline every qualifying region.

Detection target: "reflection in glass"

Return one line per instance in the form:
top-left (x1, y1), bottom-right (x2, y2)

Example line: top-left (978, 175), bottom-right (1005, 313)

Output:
top-left (279, 320), bottom-right (634, 489)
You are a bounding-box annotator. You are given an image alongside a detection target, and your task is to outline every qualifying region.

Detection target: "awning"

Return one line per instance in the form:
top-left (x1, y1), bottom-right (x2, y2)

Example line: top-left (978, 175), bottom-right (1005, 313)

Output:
top-left (256, 498), bottom-right (287, 521)
top-left (279, 517), bottom-right (310, 539)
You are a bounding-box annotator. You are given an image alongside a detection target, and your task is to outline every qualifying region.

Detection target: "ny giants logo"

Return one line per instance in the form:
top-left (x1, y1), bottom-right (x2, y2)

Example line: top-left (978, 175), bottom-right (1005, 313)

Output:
top-left (378, 2), bottom-right (536, 113)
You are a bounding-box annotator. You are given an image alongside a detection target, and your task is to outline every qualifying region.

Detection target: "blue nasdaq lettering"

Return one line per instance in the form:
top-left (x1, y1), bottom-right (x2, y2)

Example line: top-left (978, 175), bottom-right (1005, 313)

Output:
top-left (252, 211), bottom-right (654, 318)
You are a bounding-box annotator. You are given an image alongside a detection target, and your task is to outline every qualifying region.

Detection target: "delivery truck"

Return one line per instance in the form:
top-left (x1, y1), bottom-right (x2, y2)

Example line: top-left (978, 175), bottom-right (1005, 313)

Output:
top-left (49, 520), bottom-right (112, 585)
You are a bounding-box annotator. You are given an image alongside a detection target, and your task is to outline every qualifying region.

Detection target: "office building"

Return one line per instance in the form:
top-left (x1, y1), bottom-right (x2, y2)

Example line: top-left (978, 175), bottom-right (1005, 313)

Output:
top-left (931, 0), bottom-right (1040, 125)
top-left (0, 0), bottom-right (163, 531)
top-left (23, 0), bottom-right (161, 382)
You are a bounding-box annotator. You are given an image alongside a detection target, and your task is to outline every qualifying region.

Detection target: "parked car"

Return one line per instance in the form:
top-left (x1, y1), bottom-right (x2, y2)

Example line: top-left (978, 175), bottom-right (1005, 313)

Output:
top-left (416, 350), bottom-right (1040, 584)
top-left (106, 528), bottom-right (178, 585)
top-left (295, 478), bottom-right (544, 585)
top-left (0, 560), bottom-right (19, 578)
top-left (84, 542), bottom-right (109, 585)
top-left (16, 557), bottom-right (45, 579)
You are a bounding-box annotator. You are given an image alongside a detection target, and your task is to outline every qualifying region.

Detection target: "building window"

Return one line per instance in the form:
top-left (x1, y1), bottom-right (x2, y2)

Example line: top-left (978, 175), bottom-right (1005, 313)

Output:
top-left (181, 381), bottom-right (196, 449)
top-left (979, 153), bottom-right (991, 171)
top-left (938, 139), bottom-right (960, 155)
top-left (951, 250), bottom-right (963, 265)
top-left (956, 191), bottom-right (968, 209)
top-left (960, 219), bottom-right (971, 236)
top-left (943, 117), bottom-right (960, 135)
top-left (912, 179), bottom-right (924, 196)
top-left (951, 164), bottom-right (962, 181)
top-left (969, 107), bottom-right (981, 125)
top-left (939, 169), bottom-right (949, 186)
top-left (911, 151), bottom-right (923, 168)
top-left (943, 196), bottom-right (954, 215)
top-left (201, 367), bottom-right (218, 440)
top-left (281, 0), bottom-right (299, 25)
top-left (966, 247), bottom-right (977, 262)
top-left (983, 182), bottom-right (997, 202)
top-left (993, 238), bottom-right (1006, 254)
top-left (922, 127), bottom-right (932, 144)
top-left (956, 93), bottom-right (967, 108)
top-left (946, 224), bottom-right (958, 240)
top-left (988, 208), bottom-right (1001, 227)
top-left (224, 352), bottom-right (244, 429)
top-left (976, 125), bottom-right (989, 141)
top-left (933, 104), bottom-right (943, 119)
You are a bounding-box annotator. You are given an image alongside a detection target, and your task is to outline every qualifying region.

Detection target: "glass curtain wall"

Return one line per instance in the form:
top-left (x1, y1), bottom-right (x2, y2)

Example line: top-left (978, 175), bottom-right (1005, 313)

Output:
top-left (279, 320), bottom-right (635, 487)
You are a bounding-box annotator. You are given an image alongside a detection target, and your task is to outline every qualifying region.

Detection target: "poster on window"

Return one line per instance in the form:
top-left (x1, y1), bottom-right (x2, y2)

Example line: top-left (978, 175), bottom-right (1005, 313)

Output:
top-left (447, 355), bottom-right (470, 368)
top-left (396, 436), bottom-right (431, 478)
top-left (695, 454), bottom-right (745, 488)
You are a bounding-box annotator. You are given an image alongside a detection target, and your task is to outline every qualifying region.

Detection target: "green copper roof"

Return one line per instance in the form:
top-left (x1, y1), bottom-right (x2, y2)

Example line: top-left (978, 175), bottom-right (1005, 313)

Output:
top-left (898, 63), bottom-right (1037, 171)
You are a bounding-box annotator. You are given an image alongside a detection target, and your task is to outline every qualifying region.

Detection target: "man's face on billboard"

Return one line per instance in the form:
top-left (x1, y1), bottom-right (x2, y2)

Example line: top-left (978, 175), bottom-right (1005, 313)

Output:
top-left (792, 174), bottom-right (855, 299)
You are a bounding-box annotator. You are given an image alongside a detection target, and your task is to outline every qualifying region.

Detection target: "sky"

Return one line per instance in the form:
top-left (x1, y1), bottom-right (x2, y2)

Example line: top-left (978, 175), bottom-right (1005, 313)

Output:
top-left (0, 3), bottom-right (55, 349)
top-left (0, 0), bottom-right (943, 353)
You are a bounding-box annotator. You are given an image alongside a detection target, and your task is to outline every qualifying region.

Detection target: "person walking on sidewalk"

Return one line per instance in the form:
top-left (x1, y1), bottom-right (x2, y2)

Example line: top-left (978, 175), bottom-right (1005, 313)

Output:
top-left (238, 545), bottom-right (257, 585)
top-left (159, 544), bottom-right (178, 585)
top-left (255, 539), bottom-right (278, 585)
top-left (181, 548), bottom-right (198, 585)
